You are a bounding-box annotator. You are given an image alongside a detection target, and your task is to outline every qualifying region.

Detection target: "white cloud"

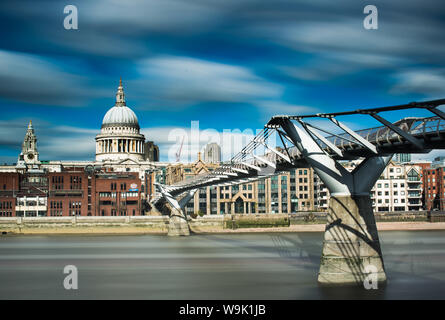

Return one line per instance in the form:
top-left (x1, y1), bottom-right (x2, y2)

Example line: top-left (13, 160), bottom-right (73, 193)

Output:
top-left (391, 69), bottom-right (445, 97)
top-left (136, 56), bottom-right (283, 105)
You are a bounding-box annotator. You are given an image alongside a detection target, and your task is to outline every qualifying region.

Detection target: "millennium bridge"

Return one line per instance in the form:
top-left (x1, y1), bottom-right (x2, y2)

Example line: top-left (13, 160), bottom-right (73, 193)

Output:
top-left (153, 98), bottom-right (445, 286)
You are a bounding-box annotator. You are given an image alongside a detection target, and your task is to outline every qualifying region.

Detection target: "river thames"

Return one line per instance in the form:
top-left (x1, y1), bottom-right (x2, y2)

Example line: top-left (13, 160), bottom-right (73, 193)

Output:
top-left (0, 230), bottom-right (444, 299)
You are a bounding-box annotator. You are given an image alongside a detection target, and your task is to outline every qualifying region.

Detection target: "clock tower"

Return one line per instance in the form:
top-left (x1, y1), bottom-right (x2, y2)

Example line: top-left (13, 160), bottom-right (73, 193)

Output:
top-left (19, 120), bottom-right (40, 165)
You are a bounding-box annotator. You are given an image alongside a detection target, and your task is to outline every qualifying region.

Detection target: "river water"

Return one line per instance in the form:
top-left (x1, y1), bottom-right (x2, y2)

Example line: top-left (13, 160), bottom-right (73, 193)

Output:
top-left (0, 231), bottom-right (444, 299)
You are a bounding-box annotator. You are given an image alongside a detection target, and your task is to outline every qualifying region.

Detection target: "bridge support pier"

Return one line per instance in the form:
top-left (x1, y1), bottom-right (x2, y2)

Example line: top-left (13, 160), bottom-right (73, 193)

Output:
top-left (157, 186), bottom-right (197, 236)
top-left (280, 119), bottom-right (391, 286)
top-left (319, 194), bottom-right (385, 285)
top-left (168, 210), bottom-right (190, 236)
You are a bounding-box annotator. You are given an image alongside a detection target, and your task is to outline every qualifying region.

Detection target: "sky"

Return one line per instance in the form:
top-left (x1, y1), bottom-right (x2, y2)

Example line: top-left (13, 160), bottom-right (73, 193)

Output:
top-left (0, 0), bottom-right (444, 163)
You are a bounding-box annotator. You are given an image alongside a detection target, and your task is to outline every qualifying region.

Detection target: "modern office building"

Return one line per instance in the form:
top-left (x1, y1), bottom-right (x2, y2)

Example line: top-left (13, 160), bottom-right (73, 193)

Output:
top-left (393, 153), bottom-right (412, 164)
top-left (165, 154), bottom-right (316, 215)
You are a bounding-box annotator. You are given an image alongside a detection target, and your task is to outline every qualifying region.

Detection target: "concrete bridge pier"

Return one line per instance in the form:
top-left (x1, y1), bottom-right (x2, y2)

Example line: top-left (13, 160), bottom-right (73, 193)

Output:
top-left (167, 210), bottom-right (191, 237)
top-left (280, 119), bottom-right (392, 286)
top-left (157, 186), bottom-right (197, 236)
top-left (319, 193), bottom-right (386, 285)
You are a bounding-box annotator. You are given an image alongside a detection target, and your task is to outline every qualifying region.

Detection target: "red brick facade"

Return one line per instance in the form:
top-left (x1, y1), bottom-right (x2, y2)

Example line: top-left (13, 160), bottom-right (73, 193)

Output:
top-left (0, 168), bottom-right (143, 217)
top-left (0, 173), bottom-right (19, 217)
top-left (424, 166), bottom-right (445, 210)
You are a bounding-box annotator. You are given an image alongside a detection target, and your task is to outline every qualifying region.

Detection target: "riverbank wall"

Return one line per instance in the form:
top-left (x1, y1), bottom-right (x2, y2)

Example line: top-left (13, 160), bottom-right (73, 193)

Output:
top-left (0, 211), bottom-right (443, 235)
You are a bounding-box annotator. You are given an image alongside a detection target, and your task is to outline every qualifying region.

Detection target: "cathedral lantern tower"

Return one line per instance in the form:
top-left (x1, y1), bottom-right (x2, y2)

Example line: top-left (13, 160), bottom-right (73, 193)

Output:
top-left (19, 120), bottom-right (40, 165)
top-left (95, 79), bottom-right (146, 162)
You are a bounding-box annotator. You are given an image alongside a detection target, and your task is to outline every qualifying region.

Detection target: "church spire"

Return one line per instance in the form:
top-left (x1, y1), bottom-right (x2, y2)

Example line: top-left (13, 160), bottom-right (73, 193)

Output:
top-left (19, 119), bottom-right (39, 165)
top-left (116, 77), bottom-right (126, 106)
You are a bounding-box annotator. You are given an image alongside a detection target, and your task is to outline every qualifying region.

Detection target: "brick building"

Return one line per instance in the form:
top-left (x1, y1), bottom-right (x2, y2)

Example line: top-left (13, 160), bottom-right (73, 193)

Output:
top-left (0, 167), bottom-right (143, 217)
top-left (0, 172), bottom-right (19, 217)
top-left (424, 164), bottom-right (445, 211)
top-left (94, 172), bottom-right (141, 216)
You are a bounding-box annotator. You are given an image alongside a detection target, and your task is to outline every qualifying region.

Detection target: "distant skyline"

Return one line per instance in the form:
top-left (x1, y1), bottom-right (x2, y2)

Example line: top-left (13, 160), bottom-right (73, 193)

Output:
top-left (0, 0), bottom-right (444, 163)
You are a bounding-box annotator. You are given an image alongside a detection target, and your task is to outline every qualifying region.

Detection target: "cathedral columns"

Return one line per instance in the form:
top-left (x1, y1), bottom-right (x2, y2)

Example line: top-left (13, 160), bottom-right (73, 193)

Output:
top-left (98, 138), bottom-right (147, 156)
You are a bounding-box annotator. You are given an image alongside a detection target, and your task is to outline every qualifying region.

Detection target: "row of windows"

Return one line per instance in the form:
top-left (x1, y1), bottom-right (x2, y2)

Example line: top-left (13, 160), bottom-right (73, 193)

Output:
top-left (0, 201), bottom-right (12, 209)
top-left (50, 201), bottom-right (82, 209)
top-left (0, 211), bottom-right (12, 217)
top-left (70, 210), bottom-right (82, 216)
top-left (52, 176), bottom-right (64, 183)
top-left (50, 201), bottom-right (63, 209)
top-left (100, 192), bottom-right (117, 198)
top-left (427, 193), bottom-right (445, 198)
top-left (376, 183), bottom-right (406, 188)
top-left (121, 192), bottom-right (138, 198)
top-left (69, 202), bottom-right (81, 209)
top-left (110, 183), bottom-right (129, 191)
top-left (100, 191), bottom-right (138, 197)
top-left (103, 209), bottom-right (137, 216)
top-left (377, 199), bottom-right (406, 204)
top-left (49, 210), bottom-right (63, 216)
top-left (99, 200), bottom-right (138, 206)
top-left (375, 191), bottom-right (407, 196)
top-left (70, 176), bottom-right (82, 184)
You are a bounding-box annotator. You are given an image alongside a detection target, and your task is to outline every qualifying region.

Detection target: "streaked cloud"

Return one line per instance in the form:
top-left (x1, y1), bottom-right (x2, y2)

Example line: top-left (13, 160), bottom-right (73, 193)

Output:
top-left (391, 69), bottom-right (445, 98)
top-left (0, 0), bottom-right (444, 162)
top-left (136, 56), bottom-right (283, 106)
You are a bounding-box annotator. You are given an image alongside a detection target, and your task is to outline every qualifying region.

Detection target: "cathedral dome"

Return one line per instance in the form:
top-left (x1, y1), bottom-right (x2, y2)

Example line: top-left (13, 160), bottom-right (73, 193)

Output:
top-left (102, 105), bottom-right (139, 127)
top-left (96, 79), bottom-right (146, 163)
top-left (101, 78), bottom-right (139, 128)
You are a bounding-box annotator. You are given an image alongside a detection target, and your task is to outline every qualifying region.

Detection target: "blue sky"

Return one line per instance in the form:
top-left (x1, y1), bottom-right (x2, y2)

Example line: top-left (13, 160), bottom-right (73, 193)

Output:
top-left (0, 0), bottom-right (444, 163)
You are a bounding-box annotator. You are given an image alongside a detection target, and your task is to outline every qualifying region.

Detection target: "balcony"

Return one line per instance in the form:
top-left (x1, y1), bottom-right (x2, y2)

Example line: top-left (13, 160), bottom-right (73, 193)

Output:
top-left (407, 184), bottom-right (422, 191)
top-left (407, 193), bottom-right (421, 198)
